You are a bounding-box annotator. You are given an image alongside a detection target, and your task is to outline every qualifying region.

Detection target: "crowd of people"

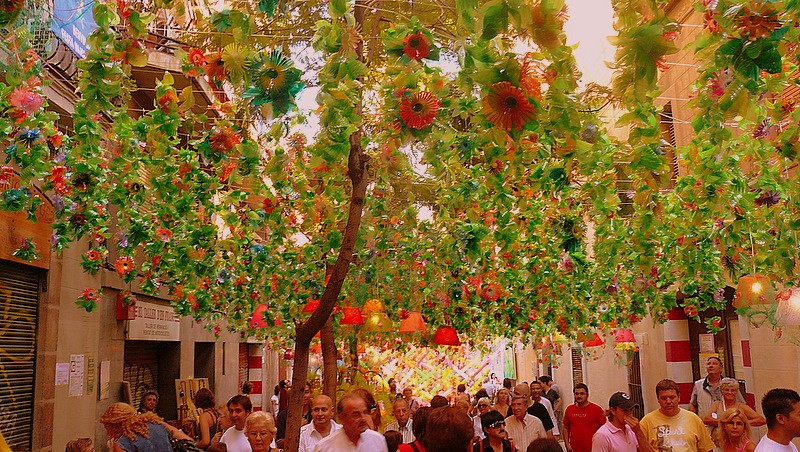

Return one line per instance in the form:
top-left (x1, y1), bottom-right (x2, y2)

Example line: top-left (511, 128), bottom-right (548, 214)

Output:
top-left (60, 365), bottom-right (800, 452)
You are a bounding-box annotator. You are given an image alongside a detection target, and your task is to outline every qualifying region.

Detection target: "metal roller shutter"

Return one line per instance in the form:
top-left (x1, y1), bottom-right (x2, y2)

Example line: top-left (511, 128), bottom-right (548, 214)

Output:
top-left (123, 341), bottom-right (160, 410)
top-left (0, 261), bottom-right (40, 450)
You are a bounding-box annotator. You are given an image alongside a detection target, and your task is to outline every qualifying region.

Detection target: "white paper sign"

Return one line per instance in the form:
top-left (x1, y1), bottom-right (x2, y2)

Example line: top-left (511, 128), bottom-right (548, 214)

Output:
top-left (55, 362), bottom-right (69, 386)
top-left (100, 360), bottom-right (111, 400)
top-left (699, 333), bottom-right (715, 354)
top-left (126, 300), bottom-right (181, 341)
top-left (69, 354), bottom-right (85, 397)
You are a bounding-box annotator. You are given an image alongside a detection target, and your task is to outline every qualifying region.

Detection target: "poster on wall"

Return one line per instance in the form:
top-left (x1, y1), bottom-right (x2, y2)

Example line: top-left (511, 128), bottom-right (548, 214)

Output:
top-left (55, 362), bottom-right (69, 386)
top-left (69, 354), bottom-right (85, 397)
top-left (503, 345), bottom-right (516, 380)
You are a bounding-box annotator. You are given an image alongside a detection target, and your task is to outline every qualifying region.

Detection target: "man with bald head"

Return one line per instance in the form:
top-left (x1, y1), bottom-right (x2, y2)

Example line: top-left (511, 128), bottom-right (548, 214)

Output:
top-left (299, 394), bottom-right (339, 452)
top-left (384, 397), bottom-right (414, 443)
top-left (513, 383), bottom-right (555, 437)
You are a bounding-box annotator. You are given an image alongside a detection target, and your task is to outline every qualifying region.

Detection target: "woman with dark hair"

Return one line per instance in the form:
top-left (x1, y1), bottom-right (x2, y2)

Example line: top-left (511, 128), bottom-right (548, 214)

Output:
top-left (384, 430), bottom-right (403, 452)
top-left (137, 390), bottom-right (159, 414)
top-left (194, 387), bottom-right (221, 449)
top-left (525, 439), bottom-right (562, 452)
top-left (473, 410), bottom-right (516, 452)
top-left (353, 387), bottom-right (382, 431)
top-left (398, 406), bottom-right (432, 452)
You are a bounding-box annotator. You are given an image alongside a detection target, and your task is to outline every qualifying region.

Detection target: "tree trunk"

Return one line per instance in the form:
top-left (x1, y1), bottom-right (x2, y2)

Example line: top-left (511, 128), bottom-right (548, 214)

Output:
top-left (320, 317), bottom-right (338, 401)
top-left (283, 2), bottom-right (370, 451)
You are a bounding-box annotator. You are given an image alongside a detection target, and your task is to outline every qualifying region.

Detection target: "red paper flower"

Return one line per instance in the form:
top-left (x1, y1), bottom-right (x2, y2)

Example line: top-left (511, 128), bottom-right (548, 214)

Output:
top-left (157, 90), bottom-right (179, 113)
top-left (115, 256), bottom-right (135, 277)
top-left (403, 32), bottom-right (430, 60)
top-left (187, 48), bottom-right (207, 66)
top-left (399, 91), bottom-right (440, 129)
top-left (85, 249), bottom-right (103, 261)
top-left (49, 166), bottom-right (70, 195)
top-left (155, 227), bottom-right (172, 242)
top-left (483, 82), bottom-right (535, 131)
top-left (209, 126), bottom-right (242, 152)
top-left (8, 86), bottom-right (43, 117)
top-left (81, 288), bottom-right (101, 301)
top-left (263, 198), bottom-right (279, 214)
top-left (481, 282), bottom-right (502, 301)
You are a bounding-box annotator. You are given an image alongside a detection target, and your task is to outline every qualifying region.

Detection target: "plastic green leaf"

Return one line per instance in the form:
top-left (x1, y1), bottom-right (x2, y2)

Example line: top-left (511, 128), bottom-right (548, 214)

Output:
top-left (481, 0), bottom-right (508, 41)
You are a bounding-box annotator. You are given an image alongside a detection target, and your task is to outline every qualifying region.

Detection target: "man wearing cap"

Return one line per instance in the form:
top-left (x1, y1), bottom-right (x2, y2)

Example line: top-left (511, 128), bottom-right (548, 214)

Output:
top-left (591, 392), bottom-right (655, 452)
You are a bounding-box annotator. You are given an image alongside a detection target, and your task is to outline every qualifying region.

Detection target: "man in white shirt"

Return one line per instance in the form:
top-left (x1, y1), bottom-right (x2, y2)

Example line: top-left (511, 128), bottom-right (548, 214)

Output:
top-left (755, 388), bottom-right (800, 452)
top-left (299, 395), bottom-right (340, 452)
top-left (505, 394), bottom-right (547, 451)
top-left (314, 393), bottom-right (388, 452)
top-left (531, 380), bottom-right (560, 436)
top-left (384, 397), bottom-right (414, 443)
top-left (220, 395), bottom-right (253, 452)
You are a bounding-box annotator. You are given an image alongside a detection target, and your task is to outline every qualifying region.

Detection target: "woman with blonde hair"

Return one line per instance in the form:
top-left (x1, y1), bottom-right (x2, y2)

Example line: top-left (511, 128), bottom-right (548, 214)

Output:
top-left (703, 378), bottom-right (765, 441)
top-left (493, 388), bottom-right (511, 417)
top-left (716, 408), bottom-right (756, 452)
top-left (244, 412), bottom-right (280, 452)
top-left (99, 402), bottom-right (191, 452)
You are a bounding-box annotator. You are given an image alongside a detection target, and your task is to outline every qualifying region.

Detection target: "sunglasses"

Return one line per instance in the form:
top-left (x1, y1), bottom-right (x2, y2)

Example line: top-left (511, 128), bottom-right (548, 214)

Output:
top-left (488, 420), bottom-right (505, 428)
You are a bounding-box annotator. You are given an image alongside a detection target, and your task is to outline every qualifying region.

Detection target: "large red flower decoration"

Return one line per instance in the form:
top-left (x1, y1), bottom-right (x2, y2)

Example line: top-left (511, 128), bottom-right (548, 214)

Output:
top-left (481, 282), bottom-right (502, 301)
top-left (114, 256), bottom-right (135, 277)
top-left (399, 91), bottom-right (440, 129)
top-left (209, 126), bottom-right (242, 152)
top-left (483, 82), bottom-right (535, 131)
top-left (403, 32), bottom-right (430, 60)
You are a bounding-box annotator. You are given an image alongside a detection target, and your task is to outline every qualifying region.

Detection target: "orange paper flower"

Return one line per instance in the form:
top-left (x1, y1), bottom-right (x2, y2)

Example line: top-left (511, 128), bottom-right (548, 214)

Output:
top-left (399, 91), bottom-right (440, 129)
top-left (115, 256), bottom-right (135, 277)
top-left (483, 82), bottom-right (535, 131)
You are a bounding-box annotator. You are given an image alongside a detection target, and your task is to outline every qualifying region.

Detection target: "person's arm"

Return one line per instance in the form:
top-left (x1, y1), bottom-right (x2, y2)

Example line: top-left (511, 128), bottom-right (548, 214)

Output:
top-left (196, 412), bottom-right (212, 448)
top-left (553, 393), bottom-right (563, 412)
top-left (625, 415), bottom-right (655, 452)
top-left (688, 385), bottom-right (699, 413)
top-left (741, 404), bottom-right (766, 426)
top-left (160, 421), bottom-right (193, 441)
top-left (702, 401), bottom-right (721, 426)
top-left (563, 424), bottom-right (572, 452)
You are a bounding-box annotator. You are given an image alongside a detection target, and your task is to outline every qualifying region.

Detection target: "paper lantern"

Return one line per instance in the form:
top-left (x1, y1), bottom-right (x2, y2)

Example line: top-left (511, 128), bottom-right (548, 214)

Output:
top-left (433, 326), bottom-right (461, 346)
top-left (364, 312), bottom-right (393, 332)
top-left (303, 299), bottom-right (320, 313)
top-left (283, 350), bottom-right (294, 360)
top-left (310, 342), bottom-right (322, 354)
top-left (776, 287), bottom-right (800, 326)
top-left (340, 307), bottom-right (364, 325)
top-left (583, 333), bottom-right (605, 348)
top-left (399, 311), bottom-right (426, 332)
top-left (552, 332), bottom-right (569, 343)
top-left (734, 275), bottom-right (776, 308)
top-left (250, 304), bottom-right (269, 328)
top-left (614, 329), bottom-right (636, 351)
top-left (362, 298), bottom-right (385, 315)
top-left (576, 329), bottom-right (593, 343)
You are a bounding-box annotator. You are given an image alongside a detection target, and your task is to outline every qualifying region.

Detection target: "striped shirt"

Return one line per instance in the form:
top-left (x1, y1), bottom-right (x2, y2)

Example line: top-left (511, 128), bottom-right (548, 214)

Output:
top-left (505, 413), bottom-right (547, 451)
top-left (384, 418), bottom-right (414, 444)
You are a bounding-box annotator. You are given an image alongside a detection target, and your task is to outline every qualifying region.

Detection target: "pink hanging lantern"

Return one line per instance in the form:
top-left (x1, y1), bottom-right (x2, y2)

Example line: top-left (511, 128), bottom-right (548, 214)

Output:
top-left (399, 311), bottom-right (426, 332)
top-left (614, 329), bottom-right (636, 351)
top-left (734, 275), bottom-right (776, 308)
top-left (776, 287), bottom-right (800, 326)
top-left (433, 326), bottom-right (461, 346)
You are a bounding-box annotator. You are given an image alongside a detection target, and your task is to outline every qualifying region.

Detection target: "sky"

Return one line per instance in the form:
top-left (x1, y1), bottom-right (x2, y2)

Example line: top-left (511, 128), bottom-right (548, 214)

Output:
top-left (563, 0), bottom-right (616, 86)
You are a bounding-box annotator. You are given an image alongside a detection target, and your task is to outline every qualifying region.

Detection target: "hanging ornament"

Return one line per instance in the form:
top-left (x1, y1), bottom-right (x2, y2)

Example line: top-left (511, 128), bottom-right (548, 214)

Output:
top-left (734, 275), bottom-right (776, 308)
top-left (398, 91), bottom-right (440, 129)
top-left (433, 326), bottom-right (461, 346)
top-left (362, 298), bottom-right (385, 316)
top-left (364, 312), bottom-right (394, 332)
top-left (614, 329), bottom-right (637, 351)
top-left (283, 350), bottom-right (294, 360)
top-left (250, 304), bottom-right (269, 328)
top-left (583, 333), bottom-right (605, 348)
top-left (303, 299), bottom-right (320, 313)
top-left (776, 288), bottom-right (800, 326)
top-left (483, 82), bottom-right (536, 131)
top-left (340, 307), bottom-right (364, 325)
top-left (399, 311), bottom-right (426, 333)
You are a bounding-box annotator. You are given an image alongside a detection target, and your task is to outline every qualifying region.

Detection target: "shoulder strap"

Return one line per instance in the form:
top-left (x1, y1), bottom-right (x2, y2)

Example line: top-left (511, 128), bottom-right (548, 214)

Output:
top-left (410, 442), bottom-right (420, 452)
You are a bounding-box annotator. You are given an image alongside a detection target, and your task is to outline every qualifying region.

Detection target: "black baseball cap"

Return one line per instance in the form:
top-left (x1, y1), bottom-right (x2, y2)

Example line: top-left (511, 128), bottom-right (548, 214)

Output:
top-left (609, 392), bottom-right (638, 410)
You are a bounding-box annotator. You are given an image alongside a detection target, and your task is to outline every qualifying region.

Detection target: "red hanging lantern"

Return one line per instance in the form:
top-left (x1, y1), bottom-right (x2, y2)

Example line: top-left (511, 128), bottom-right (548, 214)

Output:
top-left (310, 342), bottom-right (322, 354)
top-left (399, 311), bottom-right (426, 333)
top-left (583, 333), bottom-right (605, 348)
top-left (250, 304), bottom-right (269, 328)
top-left (433, 326), bottom-right (461, 346)
top-left (283, 350), bottom-right (294, 360)
top-left (340, 307), bottom-right (364, 325)
top-left (303, 299), bottom-right (320, 313)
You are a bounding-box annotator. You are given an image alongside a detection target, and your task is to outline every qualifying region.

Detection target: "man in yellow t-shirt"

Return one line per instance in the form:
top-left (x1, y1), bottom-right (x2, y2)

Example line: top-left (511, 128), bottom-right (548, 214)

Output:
top-left (639, 379), bottom-right (715, 452)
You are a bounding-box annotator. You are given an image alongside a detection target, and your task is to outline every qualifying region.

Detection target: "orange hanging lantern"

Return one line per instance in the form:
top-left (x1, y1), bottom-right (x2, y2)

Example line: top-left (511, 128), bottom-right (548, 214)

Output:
top-left (303, 299), bottom-right (320, 313)
top-left (362, 298), bottom-right (385, 315)
top-left (614, 329), bottom-right (636, 351)
top-left (364, 312), bottom-right (393, 332)
top-left (399, 311), bottom-right (426, 332)
top-left (734, 275), bottom-right (776, 308)
top-left (340, 307), bottom-right (364, 325)
top-left (583, 333), bottom-right (605, 348)
top-left (433, 326), bottom-right (461, 346)
top-left (310, 342), bottom-right (322, 354)
top-left (776, 287), bottom-right (800, 326)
